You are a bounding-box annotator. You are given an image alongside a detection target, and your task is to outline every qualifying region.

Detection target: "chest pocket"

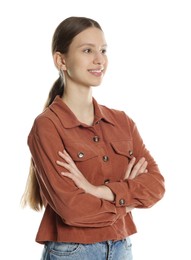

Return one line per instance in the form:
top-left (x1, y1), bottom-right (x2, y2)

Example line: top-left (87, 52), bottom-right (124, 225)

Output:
top-left (65, 143), bottom-right (98, 162)
top-left (110, 140), bottom-right (133, 159)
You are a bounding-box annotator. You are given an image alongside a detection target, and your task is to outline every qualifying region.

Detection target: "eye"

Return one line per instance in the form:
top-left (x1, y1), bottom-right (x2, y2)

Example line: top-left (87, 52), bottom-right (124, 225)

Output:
top-left (83, 48), bottom-right (92, 53)
top-left (101, 49), bottom-right (107, 55)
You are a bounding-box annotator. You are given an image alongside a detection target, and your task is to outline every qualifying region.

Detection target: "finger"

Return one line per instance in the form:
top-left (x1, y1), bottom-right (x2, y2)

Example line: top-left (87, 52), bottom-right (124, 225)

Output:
top-left (138, 161), bottom-right (148, 174)
top-left (61, 171), bottom-right (76, 181)
top-left (124, 157), bottom-right (136, 179)
top-left (132, 157), bottom-right (146, 171)
top-left (129, 157), bottom-right (147, 179)
top-left (57, 151), bottom-right (65, 159)
top-left (63, 150), bottom-right (74, 162)
top-left (131, 161), bottom-right (148, 179)
top-left (56, 160), bottom-right (66, 167)
top-left (58, 150), bottom-right (72, 162)
top-left (56, 160), bottom-right (75, 171)
top-left (58, 150), bottom-right (77, 169)
top-left (56, 160), bottom-right (79, 176)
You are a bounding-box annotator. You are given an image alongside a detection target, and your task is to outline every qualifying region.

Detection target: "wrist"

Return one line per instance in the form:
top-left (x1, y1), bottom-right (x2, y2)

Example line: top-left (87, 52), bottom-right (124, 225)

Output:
top-left (86, 184), bottom-right (115, 202)
top-left (85, 183), bottom-right (98, 196)
top-left (96, 185), bottom-right (115, 202)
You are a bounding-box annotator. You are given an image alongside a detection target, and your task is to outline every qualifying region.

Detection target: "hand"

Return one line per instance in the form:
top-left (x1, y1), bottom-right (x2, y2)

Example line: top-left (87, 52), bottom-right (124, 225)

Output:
top-left (124, 157), bottom-right (148, 180)
top-left (56, 150), bottom-right (115, 201)
top-left (124, 157), bottom-right (148, 213)
top-left (56, 150), bottom-right (96, 194)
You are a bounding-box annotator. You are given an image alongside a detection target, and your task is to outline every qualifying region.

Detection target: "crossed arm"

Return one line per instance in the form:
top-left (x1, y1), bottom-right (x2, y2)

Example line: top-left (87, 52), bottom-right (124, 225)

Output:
top-left (56, 150), bottom-right (148, 213)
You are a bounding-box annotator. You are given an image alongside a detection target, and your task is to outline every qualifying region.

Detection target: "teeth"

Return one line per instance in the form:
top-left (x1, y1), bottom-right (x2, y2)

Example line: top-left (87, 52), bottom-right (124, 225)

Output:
top-left (89, 69), bottom-right (103, 73)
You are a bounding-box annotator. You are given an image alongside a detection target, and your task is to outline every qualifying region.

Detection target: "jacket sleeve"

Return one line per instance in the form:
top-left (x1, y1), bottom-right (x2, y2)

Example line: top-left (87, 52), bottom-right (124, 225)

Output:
top-left (28, 116), bottom-right (126, 228)
top-left (105, 113), bottom-right (165, 208)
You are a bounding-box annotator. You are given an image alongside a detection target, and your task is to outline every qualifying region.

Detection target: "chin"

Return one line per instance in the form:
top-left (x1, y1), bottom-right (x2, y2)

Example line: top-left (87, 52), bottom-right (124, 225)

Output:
top-left (91, 83), bottom-right (102, 87)
top-left (92, 80), bottom-right (103, 87)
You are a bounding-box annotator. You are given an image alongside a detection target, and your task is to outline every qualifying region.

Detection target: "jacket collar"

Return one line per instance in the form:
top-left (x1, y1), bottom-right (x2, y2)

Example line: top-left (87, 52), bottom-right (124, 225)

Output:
top-left (49, 96), bottom-right (115, 129)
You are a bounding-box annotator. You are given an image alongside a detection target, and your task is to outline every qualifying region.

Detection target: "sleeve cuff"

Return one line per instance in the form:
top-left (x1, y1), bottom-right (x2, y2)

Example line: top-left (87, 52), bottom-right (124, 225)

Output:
top-left (105, 180), bottom-right (131, 207)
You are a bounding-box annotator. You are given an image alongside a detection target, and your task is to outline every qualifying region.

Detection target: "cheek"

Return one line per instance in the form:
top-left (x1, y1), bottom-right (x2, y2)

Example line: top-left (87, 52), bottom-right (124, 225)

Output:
top-left (65, 61), bottom-right (76, 77)
top-left (104, 57), bottom-right (108, 68)
top-left (68, 66), bottom-right (79, 76)
top-left (66, 64), bottom-right (83, 79)
top-left (68, 60), bottom-right (88, 77)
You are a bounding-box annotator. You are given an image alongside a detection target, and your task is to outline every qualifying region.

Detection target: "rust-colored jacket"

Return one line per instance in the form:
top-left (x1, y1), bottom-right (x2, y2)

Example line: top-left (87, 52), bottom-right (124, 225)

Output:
top-left (28, 96), bottom-right (165, 244)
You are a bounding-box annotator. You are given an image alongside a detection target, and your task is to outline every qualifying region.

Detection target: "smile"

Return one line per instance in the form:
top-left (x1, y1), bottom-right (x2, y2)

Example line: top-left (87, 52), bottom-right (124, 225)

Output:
top-left (88, 69), bottom-right (104, 77)
top-left (88, 69), bottom-right (104, 73)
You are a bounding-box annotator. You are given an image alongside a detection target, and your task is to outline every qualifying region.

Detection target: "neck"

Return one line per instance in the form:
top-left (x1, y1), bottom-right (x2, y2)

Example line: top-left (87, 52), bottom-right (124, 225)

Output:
top-left (62, 85), bottom-right (94, 125)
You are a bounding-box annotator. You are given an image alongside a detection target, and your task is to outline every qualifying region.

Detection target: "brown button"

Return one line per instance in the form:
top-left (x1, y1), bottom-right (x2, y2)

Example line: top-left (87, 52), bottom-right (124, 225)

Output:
top-left (129, 150), bottom-right (133, 156)
top-left (119, 199), bottom-right (125, 205)
top-left (104, 179), bottom-right (110, 184)
top-left (78, 152), bottom-right (84, 158)
top-left (93, 136), bottom-right (100, 142)
top-left (103, 155), bottom-right (109, 162)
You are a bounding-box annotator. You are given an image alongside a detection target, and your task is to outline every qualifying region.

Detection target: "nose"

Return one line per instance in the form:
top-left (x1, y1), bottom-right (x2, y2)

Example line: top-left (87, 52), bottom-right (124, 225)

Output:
top-left (93, 52), bottom-right (105, 65)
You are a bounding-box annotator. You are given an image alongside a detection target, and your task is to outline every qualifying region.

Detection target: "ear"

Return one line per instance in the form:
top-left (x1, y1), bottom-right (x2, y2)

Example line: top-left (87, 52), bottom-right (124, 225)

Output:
top-left (53, 52), bottom-right (67, 71)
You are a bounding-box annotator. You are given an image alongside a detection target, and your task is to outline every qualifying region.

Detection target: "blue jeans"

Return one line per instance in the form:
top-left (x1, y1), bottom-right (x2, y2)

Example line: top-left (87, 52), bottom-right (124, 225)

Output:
top-left (41, 237), bottom-right (133, 260)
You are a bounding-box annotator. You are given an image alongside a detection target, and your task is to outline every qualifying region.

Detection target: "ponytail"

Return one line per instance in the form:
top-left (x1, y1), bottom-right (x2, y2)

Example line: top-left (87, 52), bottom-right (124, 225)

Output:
top-left (21, 159), bottom-right (43, 211)
top-left (44, 73), bottom-right (64, 108)
top-left (21, 74), bottom-right (64, 211)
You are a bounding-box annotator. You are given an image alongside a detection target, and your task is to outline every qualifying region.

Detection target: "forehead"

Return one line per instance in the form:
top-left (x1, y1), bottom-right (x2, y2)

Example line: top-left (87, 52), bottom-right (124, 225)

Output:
top-left (70, 27), bottom-right (107, 48)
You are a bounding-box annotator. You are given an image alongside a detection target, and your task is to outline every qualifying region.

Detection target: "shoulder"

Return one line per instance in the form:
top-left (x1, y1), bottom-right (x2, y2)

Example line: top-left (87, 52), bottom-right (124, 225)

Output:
top-left (29, 108), bottom-right (58, 135)
top-left (99, 103), bottom-right (134, 126)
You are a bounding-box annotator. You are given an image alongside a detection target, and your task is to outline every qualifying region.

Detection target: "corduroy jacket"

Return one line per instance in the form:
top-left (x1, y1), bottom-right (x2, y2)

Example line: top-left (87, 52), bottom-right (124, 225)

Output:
top-left (28, 96), bottom-right (165, 244)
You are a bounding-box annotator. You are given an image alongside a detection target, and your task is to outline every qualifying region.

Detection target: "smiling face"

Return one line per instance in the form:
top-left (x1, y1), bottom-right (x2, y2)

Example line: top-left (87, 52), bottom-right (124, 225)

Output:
top-left (60, 27), bottom-right (108, 88)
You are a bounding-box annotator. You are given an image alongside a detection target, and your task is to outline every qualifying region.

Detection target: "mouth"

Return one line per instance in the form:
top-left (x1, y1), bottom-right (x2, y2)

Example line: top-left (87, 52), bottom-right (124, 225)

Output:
top-left (88, 68), bottom-right (104, 77)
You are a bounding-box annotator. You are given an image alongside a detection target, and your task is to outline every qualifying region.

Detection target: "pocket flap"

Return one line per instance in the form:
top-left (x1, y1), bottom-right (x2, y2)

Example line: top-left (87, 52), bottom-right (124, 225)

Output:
top-left (110, 140), bottom-right (133, 159)
top-left (65, 143), bottom-right (98, 162)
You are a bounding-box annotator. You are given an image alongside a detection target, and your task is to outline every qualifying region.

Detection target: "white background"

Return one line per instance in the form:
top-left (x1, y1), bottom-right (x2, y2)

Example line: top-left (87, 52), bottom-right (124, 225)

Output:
top-left (0, 0), bottom-right (190, 259)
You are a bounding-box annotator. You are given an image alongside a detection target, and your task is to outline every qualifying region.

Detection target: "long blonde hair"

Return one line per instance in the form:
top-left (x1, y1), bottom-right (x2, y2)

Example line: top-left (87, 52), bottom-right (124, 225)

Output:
top-left (21, 16), bottom-right (102, 211)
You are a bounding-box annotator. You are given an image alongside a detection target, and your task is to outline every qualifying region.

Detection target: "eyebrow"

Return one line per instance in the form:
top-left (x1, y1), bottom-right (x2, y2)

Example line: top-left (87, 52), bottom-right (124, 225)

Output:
top-left (77, 43), bottom-right (108, 48)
